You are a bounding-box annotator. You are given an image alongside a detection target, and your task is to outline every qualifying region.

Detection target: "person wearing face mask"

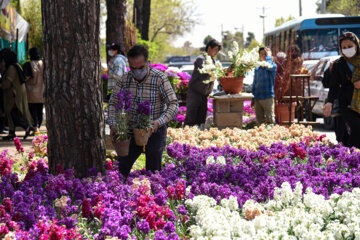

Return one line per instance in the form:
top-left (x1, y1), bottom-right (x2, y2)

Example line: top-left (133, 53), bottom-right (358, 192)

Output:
top-left (184, 39), bottom-right (222, 127)
top-left (323, 32), bottom-right (360, 148)
top-left (108, 45), bottom-right (178, 181)
top-left (107, 43), bottom-right (127, 98)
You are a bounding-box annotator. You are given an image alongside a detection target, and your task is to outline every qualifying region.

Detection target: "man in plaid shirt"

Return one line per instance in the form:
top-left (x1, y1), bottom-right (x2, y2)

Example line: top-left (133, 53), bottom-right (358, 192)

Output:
top-left (108, 45), bottom-right (178, 180)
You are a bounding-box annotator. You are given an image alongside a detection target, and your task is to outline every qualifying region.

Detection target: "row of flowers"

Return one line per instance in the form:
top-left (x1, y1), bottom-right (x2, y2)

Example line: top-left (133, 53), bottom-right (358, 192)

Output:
top-left (1, 131), bottom-right (360, 239)
top-left (167, 124), bottom-right (326, 150)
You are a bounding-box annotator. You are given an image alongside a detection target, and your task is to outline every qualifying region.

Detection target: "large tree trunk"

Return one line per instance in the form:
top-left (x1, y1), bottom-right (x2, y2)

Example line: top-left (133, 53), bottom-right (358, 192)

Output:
top-left (133, 0), bottom-right (151, 41)
top-left (106, 0), bottom-right (127, 56)
top-left (41, 0), bottom-right (106, 178)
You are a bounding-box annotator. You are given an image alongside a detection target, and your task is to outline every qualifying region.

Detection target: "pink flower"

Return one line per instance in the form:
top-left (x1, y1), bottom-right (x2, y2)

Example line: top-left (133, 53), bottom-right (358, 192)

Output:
top-left (81, 198), bottom-right (92, 219)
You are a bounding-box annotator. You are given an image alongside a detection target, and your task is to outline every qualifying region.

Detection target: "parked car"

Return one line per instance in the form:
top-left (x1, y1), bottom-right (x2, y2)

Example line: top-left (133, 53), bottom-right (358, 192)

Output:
top-left (304, 55), bottom-right (341, 129)
top-left (180, 64), bottom-right (194, 76)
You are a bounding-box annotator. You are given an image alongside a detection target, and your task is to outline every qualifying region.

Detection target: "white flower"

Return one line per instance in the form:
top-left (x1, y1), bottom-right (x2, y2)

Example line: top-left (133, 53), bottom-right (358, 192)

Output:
top-left (216, 156), bottom-right (226, 165)
top-left (206, 156), bottom-right (215, 165)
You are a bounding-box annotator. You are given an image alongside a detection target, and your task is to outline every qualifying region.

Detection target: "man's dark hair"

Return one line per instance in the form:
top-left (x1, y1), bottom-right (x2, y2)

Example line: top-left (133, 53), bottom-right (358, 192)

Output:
top-left (258, 47), bottom-right (266, 54)
top-left (127, 44), bottom-right (149, 61)
top-left (205, 39), bottom-right (222, 52)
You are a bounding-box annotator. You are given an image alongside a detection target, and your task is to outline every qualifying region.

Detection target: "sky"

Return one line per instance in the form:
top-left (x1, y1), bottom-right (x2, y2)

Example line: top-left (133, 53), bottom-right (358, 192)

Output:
top-left (174, 0), bottom-right (320, 48)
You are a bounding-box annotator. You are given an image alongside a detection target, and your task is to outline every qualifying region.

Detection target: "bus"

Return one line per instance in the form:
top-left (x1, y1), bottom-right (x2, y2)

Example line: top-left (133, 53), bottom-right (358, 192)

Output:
top-left (264, 15), bottom-right (360, 60)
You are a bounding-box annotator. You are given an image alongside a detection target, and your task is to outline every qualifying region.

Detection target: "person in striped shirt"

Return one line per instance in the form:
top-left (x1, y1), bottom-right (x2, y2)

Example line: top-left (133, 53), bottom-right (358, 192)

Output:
top-left (108, 45), bottom-right (179, 180)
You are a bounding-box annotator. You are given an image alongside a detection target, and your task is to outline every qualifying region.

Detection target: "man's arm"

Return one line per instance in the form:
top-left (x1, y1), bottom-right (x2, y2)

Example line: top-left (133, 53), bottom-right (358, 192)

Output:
top-left (157, 74), bottom-right (179, 127)
top-left (107, 75), bottom-right (124, 127)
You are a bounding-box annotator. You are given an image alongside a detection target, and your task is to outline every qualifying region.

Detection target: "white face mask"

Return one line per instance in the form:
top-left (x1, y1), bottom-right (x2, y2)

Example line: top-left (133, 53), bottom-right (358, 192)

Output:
top-left (342, 47), bottom-right (357, 58)
top-left (108, 50), bottom-right (114, 57)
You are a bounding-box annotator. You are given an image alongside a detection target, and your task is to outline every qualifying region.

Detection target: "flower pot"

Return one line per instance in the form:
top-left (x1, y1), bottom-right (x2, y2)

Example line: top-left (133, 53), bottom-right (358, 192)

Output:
top-left (133, 128), bottom-right (151, 147)
top-left (275, 102), bottom-right (296, 124)
top-left (220, 76), bottom-right (244, 94)
top-left (112, 138), bottom-right (131, 157)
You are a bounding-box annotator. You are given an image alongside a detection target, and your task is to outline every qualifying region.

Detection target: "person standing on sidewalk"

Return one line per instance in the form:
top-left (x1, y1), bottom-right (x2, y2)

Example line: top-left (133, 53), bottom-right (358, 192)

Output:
top-left (251, 47), bottom-right (277, 125)
top-left (0, 48), bottom-right (34, 140)
top-left (23, 47), bottom-right (44, 134)
top-left (107, 43), bottom-right (127, 99)
top-left (108, 45), bottom-right (178, 180)
top-left (185, 39), bottom-right (221, 128)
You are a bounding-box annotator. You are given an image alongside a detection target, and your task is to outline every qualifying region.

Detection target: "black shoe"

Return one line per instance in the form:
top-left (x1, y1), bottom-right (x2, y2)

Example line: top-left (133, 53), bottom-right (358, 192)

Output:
top-left (3, 134), bottom-right (15, 141)
top-left (24, 126), bottom-right (35, 140)
top-left (0, 129), bottom-right (8, 134)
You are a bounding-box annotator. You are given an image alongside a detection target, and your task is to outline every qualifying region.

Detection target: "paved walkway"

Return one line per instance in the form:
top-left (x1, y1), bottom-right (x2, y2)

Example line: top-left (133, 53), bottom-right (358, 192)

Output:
top-left (0, 126), bottom-right (47, 155)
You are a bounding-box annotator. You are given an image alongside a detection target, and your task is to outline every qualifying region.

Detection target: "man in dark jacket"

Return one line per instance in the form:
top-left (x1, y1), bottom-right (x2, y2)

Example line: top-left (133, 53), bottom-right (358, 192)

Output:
top-left (185, 39), bottom-right (221, 127)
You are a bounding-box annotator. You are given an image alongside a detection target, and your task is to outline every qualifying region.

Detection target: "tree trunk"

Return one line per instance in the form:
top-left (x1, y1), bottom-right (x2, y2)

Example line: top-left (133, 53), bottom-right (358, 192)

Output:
top-left (106, 0), bottom-right (127, 57)
top-left (41, 0), bottom-right (106, 178)
top-left (142, 0), bottom-right (151, 41)
top-left (133, 0), bottom-right (143, 36)
top-left (133, 0), bottom-right (151, 41)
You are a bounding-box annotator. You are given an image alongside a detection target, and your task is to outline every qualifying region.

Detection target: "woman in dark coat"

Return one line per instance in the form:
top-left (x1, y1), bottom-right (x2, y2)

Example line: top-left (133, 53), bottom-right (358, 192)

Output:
top-left (0, 48), bottom-right (34, 140)
top-left (184, 39), bottom-right (221, 127)
top-left (324, 32), bottom-right (360, 148)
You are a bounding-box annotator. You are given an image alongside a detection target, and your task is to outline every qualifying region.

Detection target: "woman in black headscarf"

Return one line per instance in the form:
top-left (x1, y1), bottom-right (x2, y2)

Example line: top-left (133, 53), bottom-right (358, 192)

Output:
top-left (0, 48), bottom-right (34, 140)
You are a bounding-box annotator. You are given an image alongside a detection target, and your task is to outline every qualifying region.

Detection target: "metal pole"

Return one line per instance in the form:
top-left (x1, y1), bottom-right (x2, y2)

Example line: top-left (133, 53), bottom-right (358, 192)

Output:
top-left (321, 0), bottom-right (326, 14)
top-left (299, 0), bottom-right (302, 16)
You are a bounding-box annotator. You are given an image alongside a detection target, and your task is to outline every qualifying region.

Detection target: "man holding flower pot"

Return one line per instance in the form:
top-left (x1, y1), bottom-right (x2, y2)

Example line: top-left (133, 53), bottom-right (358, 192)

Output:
top-left (108, 45), bottom-right (179, 181)
top-left (251, 47), bottom-right (277, 125)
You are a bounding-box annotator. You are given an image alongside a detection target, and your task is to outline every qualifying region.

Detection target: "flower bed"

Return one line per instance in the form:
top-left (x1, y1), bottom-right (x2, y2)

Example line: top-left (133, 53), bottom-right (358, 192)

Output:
top-left (167, 124), bottom-right (326, 150)
top-left (1, 130), bottom-right (360, 239)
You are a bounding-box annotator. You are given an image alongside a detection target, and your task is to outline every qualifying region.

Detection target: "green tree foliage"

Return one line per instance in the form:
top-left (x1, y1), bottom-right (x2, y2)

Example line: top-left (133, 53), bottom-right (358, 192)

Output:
top-left (320, 0), bottom-right (360, 15)
top-left (22, 0), bottom-right (43, 54)
top-left (222, 31), bottom-right (243, 52)
top-left (137, 31), bottom-right (159, 62)
top-left (203, 35), bottom-right (214, 46)
top-left (275, 15), bottom-right (295, 27)
top-left (149, 0), bottom-right (198, 42)
top-left (247, 38), bottom-right (260, 51)
top-left (10, 0), bottom-right (21, 12)
top-left (245, 32), bottom-right (255, 48)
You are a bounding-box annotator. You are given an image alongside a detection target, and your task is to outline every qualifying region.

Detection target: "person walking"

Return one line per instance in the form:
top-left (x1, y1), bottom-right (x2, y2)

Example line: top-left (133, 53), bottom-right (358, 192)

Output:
top-left (324, 32), bottom-right (360, 148)
top-left (23, 47), bottom-right (44, 134)
top-left (107, 43), bottom-right (127, 98)
top-left (0, 48), bottom-right (34, 140)
top-left (108, 45), bottom-right (178, 181)
top-left (184, 39), bottom-right (221, 127)
top-left (251, 47), bottom-right (277, 124)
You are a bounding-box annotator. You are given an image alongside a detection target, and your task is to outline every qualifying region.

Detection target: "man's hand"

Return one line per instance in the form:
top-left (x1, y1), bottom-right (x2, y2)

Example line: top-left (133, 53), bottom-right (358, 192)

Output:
top-left (323, 102), bottom-right (333, 117)
top-left (151, 120), bottom-right (160, 134)
top-left (110, 125), bottom-right (117, 138)
top-left (265, 47), bottom-right (272, 57)
top-left (354, 81), bottom-right (360, 89)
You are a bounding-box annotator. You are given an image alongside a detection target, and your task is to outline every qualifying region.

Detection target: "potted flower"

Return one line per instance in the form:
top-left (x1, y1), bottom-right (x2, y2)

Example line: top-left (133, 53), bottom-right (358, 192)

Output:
top-left (133, 101), bottom-right (152, 150)
top-left (199, 53), bottom-right (225, 84)
top-left (112, 89), bottom-right (132, 156)
top-left (175, 72), bottom-right (191, 103)
top-left (222, 42), bottom-right (274, 94)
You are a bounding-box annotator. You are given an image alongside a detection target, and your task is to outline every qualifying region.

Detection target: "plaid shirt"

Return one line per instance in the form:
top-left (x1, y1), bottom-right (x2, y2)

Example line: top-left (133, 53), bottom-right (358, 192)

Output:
top-left (108, 67), bottom-right (179, 127)
top-left (108, 54), bottom-right (127, 91)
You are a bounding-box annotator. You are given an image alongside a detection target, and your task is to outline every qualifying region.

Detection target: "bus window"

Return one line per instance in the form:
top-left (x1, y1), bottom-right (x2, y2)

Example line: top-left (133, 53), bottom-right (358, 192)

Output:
top-left (301, 29), bottom-right (338, 57)
top-left (341, 28), bottom-right (360, 39)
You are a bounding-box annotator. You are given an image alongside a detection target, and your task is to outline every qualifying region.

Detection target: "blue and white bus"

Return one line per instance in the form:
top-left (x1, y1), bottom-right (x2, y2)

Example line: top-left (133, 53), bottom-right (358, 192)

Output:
top-left (264, 15), bottom-right (360, 60)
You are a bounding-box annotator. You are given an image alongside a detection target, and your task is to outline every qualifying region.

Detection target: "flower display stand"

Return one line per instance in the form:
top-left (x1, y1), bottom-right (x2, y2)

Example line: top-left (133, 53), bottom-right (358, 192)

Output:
top-left (280, 74), bottom-right (320, 126)
top-left (211, 93), bottom-right (254, 129)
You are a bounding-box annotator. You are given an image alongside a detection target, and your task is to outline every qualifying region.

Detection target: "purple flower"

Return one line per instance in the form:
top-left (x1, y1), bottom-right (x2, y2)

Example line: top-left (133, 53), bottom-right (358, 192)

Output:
top-left (177, 72), bottom-right (191, 81)
top-left (137, 220), bottom-right (150, 234)
top-left (177, 205), bottom-right (187, 215)
top-left (163, 222), bottom-right (176, 234)
top-left (137, 101), bottom-right (151, 116)
top-left (116, 89), bottom-right (132, 112)
top-left (150, 63), bottom-right (168, 72)
top-left (154, 230), bottom-right (167, 240)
